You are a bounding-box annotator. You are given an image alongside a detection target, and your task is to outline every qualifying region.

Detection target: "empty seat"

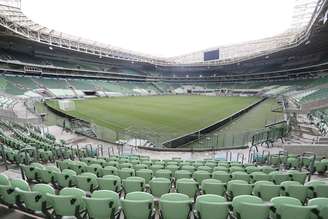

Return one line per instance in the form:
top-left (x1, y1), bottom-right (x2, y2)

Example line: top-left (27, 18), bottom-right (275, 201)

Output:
top-left (86, 164), bottom-right (103, 177)
top-left (308, 198), bottom-right (328, 219)
top-left (75, 172), bottom-right (98, 192)
top-left (97, 175), bottom-right (122, 192)
top-left (103, 166), bottom-right (118, 176)
top-left (227, 180), bottom-right (252, 199)
top-left (83, 190), bottom-right (120, 219)
top-left (53, 169), bottom-right (77, 188)
top-left (201, 179), bottom-right (226, 196)
top-left (176, 178), bottom-right (198, 200)
top-left (253, 181), bottom-right (281, 201)
top-left (118, 168), bottom-right (135, 180)
top-left (250, 172), bottom-right (271, 182)
top-left (149, 177), bottom-right (171, 198)
top-left (17, 183), bottom-right (55, 212)
top-left (123, 176), bottom-right (145, 194)
top-left (155, 169), bottom-right (172, 180)
top-left (1, 178), bottom-right (29, 205)
top-left (281, 181), bottom-right (307, 203)
top-left (46, 187), bottom-right (86, 217)
top-left (288, 170), bottom-right (308, 184)
top-left (193, 170), bottom-right (211, 185)
top-left (159, 193), bottom-right (192, 219)
top-left (195, 194), bottom-right (229, 219)
top-left (175, 170), bottom-right (192, 180)
top-left (212, 171), bottom-right (231, 183)
top-left (136, 169), bottom-right (153, 184)
top-left (121, 192), bottom-right (155, 219)
top-left (231, 171), bottom-right (250, 182)
top-left (232, 195), bottom-right (269, 219)
top-left (270, 171), bottom-right (290, 185)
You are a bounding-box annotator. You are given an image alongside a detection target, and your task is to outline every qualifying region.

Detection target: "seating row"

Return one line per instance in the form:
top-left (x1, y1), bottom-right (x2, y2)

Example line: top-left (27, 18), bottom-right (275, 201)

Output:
top-left (0, 175), bottom-right (327, 219)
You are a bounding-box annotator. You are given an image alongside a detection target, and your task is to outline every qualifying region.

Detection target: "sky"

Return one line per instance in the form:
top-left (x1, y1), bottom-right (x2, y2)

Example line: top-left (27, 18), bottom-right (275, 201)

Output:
top-left (21, 0), bottom-right (296, 58)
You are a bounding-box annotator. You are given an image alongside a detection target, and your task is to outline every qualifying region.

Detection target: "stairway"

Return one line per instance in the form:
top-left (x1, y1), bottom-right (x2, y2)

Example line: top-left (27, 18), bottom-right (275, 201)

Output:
top-left (151, 82), bottom-right (165, 93)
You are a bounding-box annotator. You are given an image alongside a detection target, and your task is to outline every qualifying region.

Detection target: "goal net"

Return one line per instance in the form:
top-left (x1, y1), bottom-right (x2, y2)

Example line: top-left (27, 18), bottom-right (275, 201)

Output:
top-left (58, 100), bottom-right (76, 111)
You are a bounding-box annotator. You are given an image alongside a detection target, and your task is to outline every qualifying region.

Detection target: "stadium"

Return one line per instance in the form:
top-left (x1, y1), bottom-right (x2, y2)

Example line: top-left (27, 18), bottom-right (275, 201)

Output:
top-left (0, 0), bottom-right (327, 218)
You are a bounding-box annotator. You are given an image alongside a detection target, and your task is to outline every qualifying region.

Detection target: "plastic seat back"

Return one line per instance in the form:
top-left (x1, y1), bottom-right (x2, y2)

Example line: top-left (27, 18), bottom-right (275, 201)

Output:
top-left (195, 194), bottom-right (229, 219)
top-left (201, 179), bottom-right (225, 196)
top-left (176, 178), bottom-right (198, 200)
top-left (308, 198), bottom-right (328, 219)
top-left (121, 192), bottom-right (154, 219)
top-left (97, 175), bottom-right (121, 192)
top-left (18, 183), bottom-right (55, 211)
top-left (84, 190), bottom-right (119, 219)
top-left (160, 193), bottom-right (192, 219)
top-left (123, 176), bottom-right (145, 194)
top-left (149, 177), bottom-right (171, 197)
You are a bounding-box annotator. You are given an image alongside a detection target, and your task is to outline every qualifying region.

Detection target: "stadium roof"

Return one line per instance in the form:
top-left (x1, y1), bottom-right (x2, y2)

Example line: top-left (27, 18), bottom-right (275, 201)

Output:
top-left (0, 0), bottom-right (326, 65)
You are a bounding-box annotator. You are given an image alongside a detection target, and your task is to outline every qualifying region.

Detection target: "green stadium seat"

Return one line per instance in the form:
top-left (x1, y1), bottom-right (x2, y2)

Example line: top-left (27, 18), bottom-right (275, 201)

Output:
top-left (83, 190), bottom-right (120, 219)
top-left (271, 196), bottom-right (302, 219)
top-left (227, 180), bottom-right (253, 199)
top-left (250, 171), bottom-right (271, 182)
top-left (197, 165), bottom-right (212, 172)
top-left (97, 175), bottom-right (122, 193)
top-left (176, 178), bottom-right (199, 200)
top-left (312, 184), bottom-right (328, 198)
top-left (181, 165), bottom-right (196, 173)
top-left (136, 169), bottom-right (153, 184)
top-left (193, 170), bottom-right (211, 185)
top-left (229, 166), bottom-right (244, 173)
top-left (287, 170), bottom-right (308, 184)
top-left (281, 181), bottom-right (307, 203)
top-left (253, 181), bottom-right (281, 201)
top-left (46, 187), bottom-right (86, 217)
top-left (21, 163), bottom-right (44, 182)
top-left (85, 163), bottom-right (103, 177)
top-left (38, 166), bottom-right (60, 184)
top-left (261, 166), bottom-right (276, 174)
top-left (103, 166), bottom-right (118, 176)
top-left (75, 172), bottom-right (98, 192)
top-left (121, 192), bottom-right (155, 219)
top-left (213, 166), bottom-right (229, 172)
top-left (201, 179), bottom-right (226, 196)
top-left (237, 199), bottom-right (270, 219)
top-left (195, 194), bottom-right (229, 219)
top-left (270, 171), bottom-right (290, 185)
top-left (118, 168), bottom-right (135, 180)
top-left (150, 164), bottom-right (164, 173)
top-left (212, 171), bottom-right (231, 183)
top-left (17, 183), bottom-right (55, 212)
top-left (1, 178), bottom-right (29, 205)
top-left (308, 198), bottom-right (328, 219)
top-left (134, 163), bottom-right (148, 171)
top-left (159, 193), bottom-right (192, 219)
top-left (232, 195), bottom-right (263, 218)
top-left (122, 176), bottom-right (145, 194)
top-left (120, 163), bottom-right (133, 169)
top-left (166, 164), bottom-right (179, 175)
top-left (149, 177), bottom-right (171, 198)
top-left (175, 170), bottom-right (192, 180)
top-left (155, 169), bottom-right (172, 180)
top-left (231, 171), bottom-right (250, 182)
top-left (53, 169), bottom-right (77, 188)
top-left (106, 161), bottom-right (119, 168)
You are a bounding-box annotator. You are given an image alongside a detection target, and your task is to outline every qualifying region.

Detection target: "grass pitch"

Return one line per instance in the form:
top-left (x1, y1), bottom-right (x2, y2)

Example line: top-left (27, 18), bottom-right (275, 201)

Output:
top-left (47, 95), bottom-right (259, 140)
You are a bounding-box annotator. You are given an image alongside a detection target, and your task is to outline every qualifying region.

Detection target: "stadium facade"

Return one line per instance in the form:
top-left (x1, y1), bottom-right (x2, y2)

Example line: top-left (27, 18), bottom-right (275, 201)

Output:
top-left (0, 0), bottom-right (327, 84)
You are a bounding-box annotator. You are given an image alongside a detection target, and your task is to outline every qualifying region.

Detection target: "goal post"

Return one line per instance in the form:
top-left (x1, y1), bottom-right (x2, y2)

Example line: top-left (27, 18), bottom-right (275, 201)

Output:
top-left (58, 100), bottom-right (76, 111)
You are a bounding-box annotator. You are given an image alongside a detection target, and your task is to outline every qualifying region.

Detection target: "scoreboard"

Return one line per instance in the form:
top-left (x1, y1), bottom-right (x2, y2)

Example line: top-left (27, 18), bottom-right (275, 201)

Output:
top-left (204, 49), bottom-right (220, 61)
